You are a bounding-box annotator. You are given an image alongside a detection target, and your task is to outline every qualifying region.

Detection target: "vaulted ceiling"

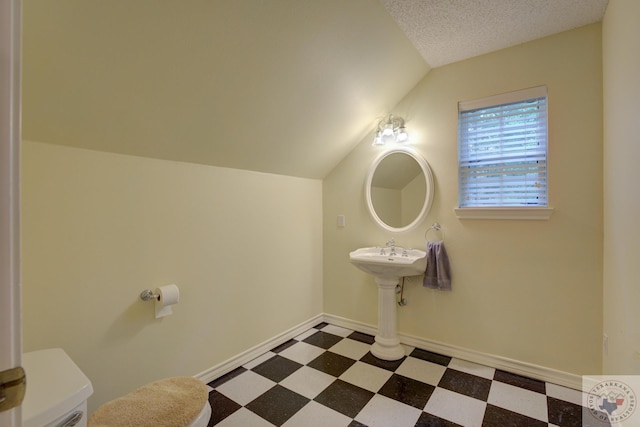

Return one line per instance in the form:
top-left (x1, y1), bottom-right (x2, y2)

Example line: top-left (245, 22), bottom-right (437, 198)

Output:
top-left (21, 0), bottom-right (608, 179)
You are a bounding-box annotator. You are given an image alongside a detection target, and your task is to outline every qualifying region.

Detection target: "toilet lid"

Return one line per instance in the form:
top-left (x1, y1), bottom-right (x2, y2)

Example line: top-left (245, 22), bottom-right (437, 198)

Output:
top-left (22, 348), bottom-right (93, 427)
top-left (88, 377), bottom-right (208, 427)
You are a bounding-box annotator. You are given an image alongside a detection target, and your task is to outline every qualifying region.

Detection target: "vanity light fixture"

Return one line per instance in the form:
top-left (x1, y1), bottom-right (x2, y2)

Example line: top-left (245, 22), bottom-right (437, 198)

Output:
top-left (372, 114), bottom-right (409, 146)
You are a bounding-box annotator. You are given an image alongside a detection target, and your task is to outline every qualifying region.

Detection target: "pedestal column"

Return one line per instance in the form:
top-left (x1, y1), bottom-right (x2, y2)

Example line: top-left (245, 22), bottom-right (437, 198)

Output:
top-left (370, 277), bottom-right (405, 360)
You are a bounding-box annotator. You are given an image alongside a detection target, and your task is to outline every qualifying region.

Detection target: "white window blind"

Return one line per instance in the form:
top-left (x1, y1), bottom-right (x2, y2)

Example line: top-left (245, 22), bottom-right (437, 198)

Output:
top-left (458, 86), bottom-right (548, 208)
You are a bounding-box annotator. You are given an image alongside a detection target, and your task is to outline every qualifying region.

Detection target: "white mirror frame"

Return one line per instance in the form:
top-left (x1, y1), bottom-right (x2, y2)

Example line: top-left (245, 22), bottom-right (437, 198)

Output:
top-left (365, 146), bottom-right (434, 233)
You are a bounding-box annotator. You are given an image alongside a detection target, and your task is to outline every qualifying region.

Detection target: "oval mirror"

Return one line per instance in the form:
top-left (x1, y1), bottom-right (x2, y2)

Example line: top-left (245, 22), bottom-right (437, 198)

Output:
top-left (365, 147), bottom-right (434, 233)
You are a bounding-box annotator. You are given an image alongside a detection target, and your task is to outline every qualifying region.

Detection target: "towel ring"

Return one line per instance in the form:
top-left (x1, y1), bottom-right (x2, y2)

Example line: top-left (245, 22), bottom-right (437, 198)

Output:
top-left (425, 223), bottom-right (444, 242)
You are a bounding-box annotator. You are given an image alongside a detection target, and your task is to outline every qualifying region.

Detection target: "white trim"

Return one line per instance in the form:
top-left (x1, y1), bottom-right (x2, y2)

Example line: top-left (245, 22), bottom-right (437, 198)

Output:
top-left (454, 207), bottom-right (554, 220)
top-left (194, 313), bottom-right (582, 391)
top-left (459, 85), bottom-right (547, 111)
top-left (323, 313), bottom-right (582, 390)
top-left (0, 0), bottom-right (21, 425)
top-left (194, 314), bottom-right (324, 384)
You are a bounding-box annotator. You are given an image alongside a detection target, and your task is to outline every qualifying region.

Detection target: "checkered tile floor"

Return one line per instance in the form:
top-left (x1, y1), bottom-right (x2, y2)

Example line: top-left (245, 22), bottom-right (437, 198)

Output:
top-left (205, 323), bottom-right (602, 426)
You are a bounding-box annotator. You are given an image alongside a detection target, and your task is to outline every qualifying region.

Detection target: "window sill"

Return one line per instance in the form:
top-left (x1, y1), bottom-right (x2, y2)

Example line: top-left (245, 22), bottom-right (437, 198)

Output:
top-left (454, 207), bottom-right (554, 220)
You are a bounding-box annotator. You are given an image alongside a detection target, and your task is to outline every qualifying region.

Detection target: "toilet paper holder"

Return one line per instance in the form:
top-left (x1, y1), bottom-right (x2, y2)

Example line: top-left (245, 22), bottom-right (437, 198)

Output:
top-left (139, 289), bottom-right (159, 302)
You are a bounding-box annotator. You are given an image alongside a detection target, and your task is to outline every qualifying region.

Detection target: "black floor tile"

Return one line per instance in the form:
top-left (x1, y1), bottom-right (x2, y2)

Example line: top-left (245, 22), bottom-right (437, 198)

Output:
top-left (493, 370), bottom-right (546, 394)
top-left (245, 385), bottom-right (309, 426)
top-left (348, 420), bottom-right (368, 427)
top-left (271, 339), bottom-right (297, 353)
top-left (303, 330), bottom-right (343, 349)
top-left (438, 368), bottom-right (492, 401)
top-left (314, 322), bottom-right (329, 329)
top-left (307, 351), bottom-right (356, 377)
top-left (415, 411), bottom-right (463, 427)
top-left (314, 379), bottom-right (375, 418)
top-left (410, 348), bottom-right (452, 366)
top-left (207, 390), bottom-right (241, 426)
top-left (481, 404), bottom-right (547, 427)
top-left (547, 396), bottom-right (584, 427)
top-left (348, 331), bottom-right (376, 345)
top-left (207, 367), bottom-right (247, 388)
top-left (581, 405), bottom-right (613, 427)
top-left (252, 355), bottom-right (302, 382)
top-left (360, 351), bottom-right (405, 371)
top-left (378, 374), bottom-right (435, 409)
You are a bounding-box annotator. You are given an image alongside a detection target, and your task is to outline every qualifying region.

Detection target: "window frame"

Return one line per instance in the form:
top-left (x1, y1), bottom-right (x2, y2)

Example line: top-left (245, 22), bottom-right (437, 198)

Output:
top-left (455, 86), bottom-right (553, 220)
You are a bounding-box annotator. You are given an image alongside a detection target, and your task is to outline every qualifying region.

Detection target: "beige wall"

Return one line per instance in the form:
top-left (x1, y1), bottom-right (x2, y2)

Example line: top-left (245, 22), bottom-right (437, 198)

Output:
top-left (324, 24), bottom-right (603, 376)
top-left (602, 0), bottom-right (640, 374)
top-left (21, 141), bottom-right (323, 411)
top-left (20, 14), bottom-right (609, 416)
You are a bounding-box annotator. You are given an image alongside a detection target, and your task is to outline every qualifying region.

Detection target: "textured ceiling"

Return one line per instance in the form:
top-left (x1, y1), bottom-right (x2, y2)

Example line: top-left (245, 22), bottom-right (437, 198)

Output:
top-left (381, 0), bottom-right (609, 67)
top-left (22, 1), bottom-right (608, 179)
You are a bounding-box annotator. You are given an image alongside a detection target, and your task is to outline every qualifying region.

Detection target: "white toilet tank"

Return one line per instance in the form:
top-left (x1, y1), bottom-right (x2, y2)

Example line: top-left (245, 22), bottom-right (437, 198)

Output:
top-left (22, 348), bottom-right (93, 427)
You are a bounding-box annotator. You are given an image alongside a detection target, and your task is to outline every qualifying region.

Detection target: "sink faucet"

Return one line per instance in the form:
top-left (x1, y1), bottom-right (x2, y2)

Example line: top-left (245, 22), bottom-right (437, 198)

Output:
top-left (386, 239), bottom-right (396, 256)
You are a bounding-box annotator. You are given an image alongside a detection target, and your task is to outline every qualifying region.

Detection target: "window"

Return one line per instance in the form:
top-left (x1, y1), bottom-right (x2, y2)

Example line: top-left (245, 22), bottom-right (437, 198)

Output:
top-left (456, 86), bottom-right (553, 220)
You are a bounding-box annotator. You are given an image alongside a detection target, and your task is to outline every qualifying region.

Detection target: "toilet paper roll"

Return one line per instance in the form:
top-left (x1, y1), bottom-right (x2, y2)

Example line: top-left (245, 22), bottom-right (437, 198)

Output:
top-left (155, 284), bottom-right (180, 318)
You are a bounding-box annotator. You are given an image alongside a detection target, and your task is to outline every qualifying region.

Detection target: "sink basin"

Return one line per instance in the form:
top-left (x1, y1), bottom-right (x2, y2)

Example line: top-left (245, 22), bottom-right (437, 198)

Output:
top-left (349, 246), bottom-right (427, 278)
top-left (349, 245), bottom-right (428, 361)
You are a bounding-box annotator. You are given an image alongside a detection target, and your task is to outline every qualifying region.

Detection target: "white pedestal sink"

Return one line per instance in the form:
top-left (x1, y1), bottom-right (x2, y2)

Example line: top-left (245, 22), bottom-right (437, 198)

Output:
top-left (349, 246), bottom-right (427, 361)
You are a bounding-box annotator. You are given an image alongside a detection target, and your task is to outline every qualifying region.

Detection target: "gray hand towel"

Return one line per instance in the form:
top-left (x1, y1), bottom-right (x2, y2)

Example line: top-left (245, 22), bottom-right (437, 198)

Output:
top-left (423, 241), bottom-right (451, 290)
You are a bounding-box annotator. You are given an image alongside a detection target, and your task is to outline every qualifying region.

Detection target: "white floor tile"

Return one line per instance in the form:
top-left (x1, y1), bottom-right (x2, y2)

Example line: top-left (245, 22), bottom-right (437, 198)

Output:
top-left (546, 382), bottom-right (583, 406)
top-left (395, 356), bottom-right (447, 386)
top-left (282, 401), bottom-right (352, 427)
top-left (216, 371), bottom-right (276, 406)
top-left (355, 394), bottom-right (423, 427)
top-left (321, 324), bottom-right (353, 337)
top-left (329, 338), bottom-right (371, 360)
top-left (216, 407), bottom-right (275, 427)
top-left (488, 381), bottom-right (548, 422)
top-left (448, 358), bottom-right (496, 380)
top-left (424, 388), bottom-right (487, 427)
top-left (401, 344), bottom-right (415, 355)
top-left (243, 352), bottom-right (276, 370)
top-left (338, 361), bottom-right (393, 393)
top-left (280, 366), bottom-right (335, 399)
top-left (295, 328), bottom-right (319, 341)
top-left (279, 342), bottom-right (326, 365)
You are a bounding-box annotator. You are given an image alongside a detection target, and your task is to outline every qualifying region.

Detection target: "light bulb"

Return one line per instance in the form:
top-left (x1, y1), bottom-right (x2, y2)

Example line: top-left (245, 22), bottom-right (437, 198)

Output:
top-left (381, 126), bottom-right (395, 144)
top-left (396, 128), bottom-right (409, 143)
top-left (372, 131), bottom-right (384, 146)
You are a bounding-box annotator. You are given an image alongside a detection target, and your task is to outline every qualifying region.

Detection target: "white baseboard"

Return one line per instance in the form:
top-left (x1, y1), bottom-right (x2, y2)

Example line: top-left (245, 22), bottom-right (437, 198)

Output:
top-left (195, 312), bottom-right (582, 391)
top-left (323, 313), bottom-right (583, 390)
top-left (194, 313), bottom-right (324, 384)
